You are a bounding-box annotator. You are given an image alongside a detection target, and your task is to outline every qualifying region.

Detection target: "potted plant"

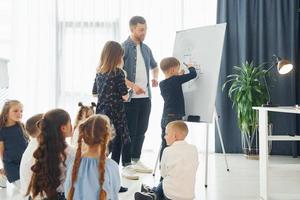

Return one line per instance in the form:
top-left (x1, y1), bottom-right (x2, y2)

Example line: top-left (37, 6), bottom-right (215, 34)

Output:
top-left (222, 61), bottom-right (268, 157)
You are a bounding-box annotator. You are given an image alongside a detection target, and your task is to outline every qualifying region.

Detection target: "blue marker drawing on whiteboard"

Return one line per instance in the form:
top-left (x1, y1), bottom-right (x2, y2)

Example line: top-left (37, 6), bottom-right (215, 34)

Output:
top-left (173, 23), bottom-right (226, 123)
top-left (183, 62), bottom-right (202, 78)
top-left (181, 62), bottom-right (197, 91)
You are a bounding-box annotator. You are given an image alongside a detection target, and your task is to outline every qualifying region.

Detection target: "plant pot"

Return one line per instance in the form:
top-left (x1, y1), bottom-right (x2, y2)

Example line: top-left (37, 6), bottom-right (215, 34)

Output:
top-left (242, 130), bottom-right (259, 159)
top-left (242, 123), bottom-right (273, 159)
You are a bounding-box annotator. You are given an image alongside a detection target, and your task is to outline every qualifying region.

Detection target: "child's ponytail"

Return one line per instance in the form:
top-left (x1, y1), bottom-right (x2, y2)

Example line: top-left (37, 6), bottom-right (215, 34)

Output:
top-left (98, 130), bottom-right (109, 200)
top-left (67, 132), bottom-right (83, 200)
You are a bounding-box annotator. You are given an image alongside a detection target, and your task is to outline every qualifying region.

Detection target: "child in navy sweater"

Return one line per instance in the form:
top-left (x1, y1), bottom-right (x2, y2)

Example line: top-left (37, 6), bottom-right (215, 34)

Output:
top-left (0, 100), bottom-right (28, 189)
top-left (158, 57), bottom-right (197, 160)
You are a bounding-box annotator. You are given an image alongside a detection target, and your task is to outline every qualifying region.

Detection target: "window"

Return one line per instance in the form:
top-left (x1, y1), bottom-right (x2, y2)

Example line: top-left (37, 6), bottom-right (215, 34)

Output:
top-left (56, 0), bottom-right (216, 152)
top-left (57, 0), bottom-right (120, 117)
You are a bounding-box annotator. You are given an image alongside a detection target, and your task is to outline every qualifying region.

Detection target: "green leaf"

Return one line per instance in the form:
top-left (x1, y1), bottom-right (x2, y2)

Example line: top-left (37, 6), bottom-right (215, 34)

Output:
top-left (222, 61), bottom-right (270, 135)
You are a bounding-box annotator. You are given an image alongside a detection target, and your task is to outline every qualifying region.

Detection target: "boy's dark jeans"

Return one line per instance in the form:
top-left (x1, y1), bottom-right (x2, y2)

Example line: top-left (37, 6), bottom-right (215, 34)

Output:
top-left (160, 114), bottom-right (183, 160)
top-left (153, 181), bottom-right (171, 200)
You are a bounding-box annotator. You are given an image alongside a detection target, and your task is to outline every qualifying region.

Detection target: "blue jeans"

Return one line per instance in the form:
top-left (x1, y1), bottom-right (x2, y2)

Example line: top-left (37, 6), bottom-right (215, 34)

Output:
top-left (154, 182), bottom-right (170, 200)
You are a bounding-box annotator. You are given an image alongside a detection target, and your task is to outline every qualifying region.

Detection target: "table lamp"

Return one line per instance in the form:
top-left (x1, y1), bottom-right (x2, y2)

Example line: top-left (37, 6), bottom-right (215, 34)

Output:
top-left (262, 55), bottom-right (293, 107)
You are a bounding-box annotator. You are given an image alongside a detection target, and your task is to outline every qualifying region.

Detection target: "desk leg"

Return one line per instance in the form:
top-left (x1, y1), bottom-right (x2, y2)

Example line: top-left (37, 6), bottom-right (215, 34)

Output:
top-left (259, 110), bottom-right (269, 199)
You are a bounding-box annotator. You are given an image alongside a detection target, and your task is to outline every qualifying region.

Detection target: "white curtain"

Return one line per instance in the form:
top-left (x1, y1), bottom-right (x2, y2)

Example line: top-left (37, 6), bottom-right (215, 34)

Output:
top-left (0, 0), bottom-right (11, 59)
top-left (57, 0), bottom-right (121, 119)
top-left (7, 0), bottom-right (217, 152)
top-left (9, 0), bottom-right (56, 119)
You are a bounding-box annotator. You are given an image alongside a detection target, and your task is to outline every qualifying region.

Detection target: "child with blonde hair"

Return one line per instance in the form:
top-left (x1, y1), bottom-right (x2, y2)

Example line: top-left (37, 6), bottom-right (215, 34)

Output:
top-left (0, 100), bottom-right (28, 189)
top-left (135, 120), bottom-right (199, 200)
top-left (65, 114), bottom-right (120, 200)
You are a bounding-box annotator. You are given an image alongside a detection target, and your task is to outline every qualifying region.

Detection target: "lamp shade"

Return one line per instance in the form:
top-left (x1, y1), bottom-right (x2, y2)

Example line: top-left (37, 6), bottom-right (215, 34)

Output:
top-left (277, 59), bottom-right (293, 74)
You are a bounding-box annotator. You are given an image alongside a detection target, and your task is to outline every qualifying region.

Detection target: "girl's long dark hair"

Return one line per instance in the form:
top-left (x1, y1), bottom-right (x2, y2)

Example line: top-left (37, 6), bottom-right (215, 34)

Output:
top-left (27, 108), bottom-right (70, 199)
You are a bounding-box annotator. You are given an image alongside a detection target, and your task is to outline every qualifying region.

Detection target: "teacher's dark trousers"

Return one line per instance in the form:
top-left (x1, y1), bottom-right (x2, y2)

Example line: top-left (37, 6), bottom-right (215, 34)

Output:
top-left (122, 98), bottom-right (151, 166)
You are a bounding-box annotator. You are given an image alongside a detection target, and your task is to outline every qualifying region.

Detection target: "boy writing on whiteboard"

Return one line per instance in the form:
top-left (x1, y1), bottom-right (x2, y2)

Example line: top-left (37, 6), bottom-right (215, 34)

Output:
top-left (134, 120), bottom-right (199, 200)
top-left (158, 57), bottom-right (197, 160)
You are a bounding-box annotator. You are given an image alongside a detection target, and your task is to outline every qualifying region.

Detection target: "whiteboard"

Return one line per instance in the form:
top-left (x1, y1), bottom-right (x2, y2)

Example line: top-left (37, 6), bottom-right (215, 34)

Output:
top-left (173, 23), bottom-right (226, 123)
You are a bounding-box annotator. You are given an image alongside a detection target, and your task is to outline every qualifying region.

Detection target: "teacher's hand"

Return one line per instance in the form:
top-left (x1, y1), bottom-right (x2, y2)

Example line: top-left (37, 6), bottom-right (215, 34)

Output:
top-left (133, 84), bottom-right (146, 95)
top-left (151, 79), bottom-right (158, 87)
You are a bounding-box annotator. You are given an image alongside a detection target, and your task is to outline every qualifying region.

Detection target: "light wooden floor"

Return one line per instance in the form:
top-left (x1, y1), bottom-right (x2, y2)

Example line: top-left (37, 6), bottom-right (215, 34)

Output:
top-left (1, 152), bottom-right (300, 200)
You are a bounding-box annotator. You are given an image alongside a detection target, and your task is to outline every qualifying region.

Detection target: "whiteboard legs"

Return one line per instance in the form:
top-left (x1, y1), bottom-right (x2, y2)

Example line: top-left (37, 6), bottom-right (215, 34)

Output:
top-left (205, 110), bottom-right (230, 188)
top-left (215, 114), bottom-right (230, 172)
top-left (153, 146), bottom-right (161, 176)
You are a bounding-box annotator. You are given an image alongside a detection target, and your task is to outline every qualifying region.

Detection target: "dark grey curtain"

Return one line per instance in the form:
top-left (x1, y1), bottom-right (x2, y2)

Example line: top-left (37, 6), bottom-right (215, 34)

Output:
top-left (216, 0), bottom-right (300, 155)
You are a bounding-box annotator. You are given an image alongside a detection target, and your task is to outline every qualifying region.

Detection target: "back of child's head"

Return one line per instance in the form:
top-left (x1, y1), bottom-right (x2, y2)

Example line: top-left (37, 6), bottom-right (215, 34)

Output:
top-left (168, 120), bottom-right (189, 139)
top-left (98, 41), bottom-right (124, 74)
top-left (0, 99), bottom-right (23, 128)
top-left (74, 102), bottom-right (96, 130)
top-left (160, 57), bottom-right (180, 74)
top-left (27, 108), bottom-right (71, 199)
top-left (25, 113), bottom-right (43, 138)
top-left (68, 114), bottom-right (111, 200)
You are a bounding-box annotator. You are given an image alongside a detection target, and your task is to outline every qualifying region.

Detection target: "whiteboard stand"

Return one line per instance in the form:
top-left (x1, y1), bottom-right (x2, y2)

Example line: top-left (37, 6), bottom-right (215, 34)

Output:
top-left (205, 109), bottom-right (230, 187)
top-left (152, 147), bottom-right (160, 176)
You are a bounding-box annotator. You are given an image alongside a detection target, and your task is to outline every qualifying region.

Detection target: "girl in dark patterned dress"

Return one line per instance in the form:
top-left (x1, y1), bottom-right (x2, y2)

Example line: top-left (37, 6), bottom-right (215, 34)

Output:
top-left (92, 41), bottom-right (130, 166)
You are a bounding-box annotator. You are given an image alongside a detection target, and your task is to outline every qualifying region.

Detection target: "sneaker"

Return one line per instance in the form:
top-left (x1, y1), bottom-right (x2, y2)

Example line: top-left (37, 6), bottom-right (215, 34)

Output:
top-left (122, 166), bottom-right (139, 180)
top-left (147, 192), bottom-right (157, 200)
top-left (134, 192), bottom-right (154, 200)
top-left (0, 174), bottom-right (7, 188)
top-left (119, 186), bottom-right (128, 193)
top-left (132, 161), bottom-right (152, 173)
top-left (141, 184), bottom-right (154, 193)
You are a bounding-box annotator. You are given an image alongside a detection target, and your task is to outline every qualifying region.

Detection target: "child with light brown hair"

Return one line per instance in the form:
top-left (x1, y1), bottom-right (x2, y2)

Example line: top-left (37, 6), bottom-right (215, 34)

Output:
top-left (92, 41), bottom-right (131, 180)
top-left (65, 114), bottom-right (120, 200)
top-left (135, 120), bottom-right (199, 200)
top-left (71, 102), bottom-right (96, 148)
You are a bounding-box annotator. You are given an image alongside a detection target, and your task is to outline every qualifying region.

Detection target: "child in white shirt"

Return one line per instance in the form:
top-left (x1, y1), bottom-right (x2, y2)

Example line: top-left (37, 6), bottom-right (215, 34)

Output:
top-left (135, 120), bottom-right (199, 200)
top-left (19, 113), bottom-right (43, 196)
